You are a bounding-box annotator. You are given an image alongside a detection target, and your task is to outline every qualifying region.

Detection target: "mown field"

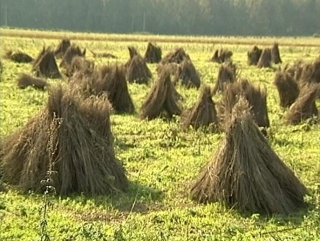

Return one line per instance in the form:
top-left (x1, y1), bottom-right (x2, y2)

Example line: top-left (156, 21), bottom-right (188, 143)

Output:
top-left (0, 29), bottom-right (320, 241)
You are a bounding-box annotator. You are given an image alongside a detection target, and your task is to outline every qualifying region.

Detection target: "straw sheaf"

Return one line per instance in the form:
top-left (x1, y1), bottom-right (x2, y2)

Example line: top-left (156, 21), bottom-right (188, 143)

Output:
top-left (140, 66), bottom-right (182, 120)
top-left (190, 98), bottom-right (308, 215)
top-left (0, 85), bottom-right (128, 195)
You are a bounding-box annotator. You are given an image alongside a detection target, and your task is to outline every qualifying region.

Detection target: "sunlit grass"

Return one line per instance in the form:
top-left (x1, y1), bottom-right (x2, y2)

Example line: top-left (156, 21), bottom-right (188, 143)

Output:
top-left (2, 27), bottom-right (320, 47)
top-left (0, 32), bottom-right (319, 240)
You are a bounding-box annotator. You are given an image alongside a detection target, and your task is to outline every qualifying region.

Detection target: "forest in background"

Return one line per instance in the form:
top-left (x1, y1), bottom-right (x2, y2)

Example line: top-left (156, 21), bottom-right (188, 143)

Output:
top-left (0, 0), bottom-right (319, 36)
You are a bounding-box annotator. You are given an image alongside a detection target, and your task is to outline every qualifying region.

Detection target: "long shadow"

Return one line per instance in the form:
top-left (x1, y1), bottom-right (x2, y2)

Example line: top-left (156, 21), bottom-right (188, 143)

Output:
top-left (1, 180), bottom-right (164, 223)
top-left (237, 201), bottom-right (314, 226)
top-left (49, 180), bottom-right (165, 221)
top-left (244, 204), bottom-right (316, 240)
top-left (90, 180), bottom-right (164, 213)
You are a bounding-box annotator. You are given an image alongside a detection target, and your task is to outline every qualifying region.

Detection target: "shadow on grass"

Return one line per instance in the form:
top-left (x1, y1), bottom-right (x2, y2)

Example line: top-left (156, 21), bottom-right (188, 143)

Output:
top-left (47, 180), bottom-right (165, 222)
top-left (237, 200), bottom-right (315, 227)
top-left (92, 180), bottom-right (164, 212)
top-left (246, 203), bottom-right (319, 240)
top-left (0, 180), bottom-right (164, 224)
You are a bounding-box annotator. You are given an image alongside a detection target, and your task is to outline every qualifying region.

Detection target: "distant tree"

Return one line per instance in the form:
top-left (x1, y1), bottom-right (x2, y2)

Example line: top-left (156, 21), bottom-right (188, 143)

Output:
top-left (0, 0), bottom-right (319, 36)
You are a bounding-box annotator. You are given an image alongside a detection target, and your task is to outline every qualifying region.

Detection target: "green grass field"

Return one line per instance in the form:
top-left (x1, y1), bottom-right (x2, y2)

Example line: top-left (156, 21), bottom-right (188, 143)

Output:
top-left (0, 28), bottom-right (320, 241)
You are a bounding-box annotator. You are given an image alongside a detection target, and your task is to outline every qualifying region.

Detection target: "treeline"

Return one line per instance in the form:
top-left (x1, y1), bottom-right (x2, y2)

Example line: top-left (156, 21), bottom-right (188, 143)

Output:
top-left (0, 0), bottom-right (319, 36)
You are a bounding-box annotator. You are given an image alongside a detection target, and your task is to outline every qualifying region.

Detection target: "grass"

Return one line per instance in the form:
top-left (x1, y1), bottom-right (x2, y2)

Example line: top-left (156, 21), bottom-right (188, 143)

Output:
top-left (2, 27), bottom-right (320, 47)
top-left (0, 29), bottom-right (320, 241)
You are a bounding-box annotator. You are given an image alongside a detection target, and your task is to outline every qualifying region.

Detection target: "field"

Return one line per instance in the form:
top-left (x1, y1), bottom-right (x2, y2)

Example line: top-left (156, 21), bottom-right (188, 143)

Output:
top-left (0, 28), bottom-right (320, 241)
